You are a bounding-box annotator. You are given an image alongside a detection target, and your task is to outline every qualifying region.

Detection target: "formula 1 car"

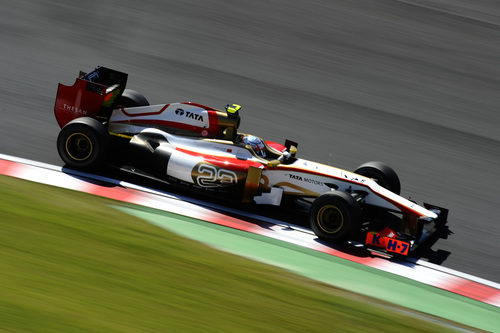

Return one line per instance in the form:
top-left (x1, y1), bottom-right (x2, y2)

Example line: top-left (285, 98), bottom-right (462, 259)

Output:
top-left (54, 66), bottom-right (448, 257)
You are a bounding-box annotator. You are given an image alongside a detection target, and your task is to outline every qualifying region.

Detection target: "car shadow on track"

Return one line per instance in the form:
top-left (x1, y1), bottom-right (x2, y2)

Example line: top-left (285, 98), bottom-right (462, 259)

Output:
top-left (62, 165), bottom-right (453, 265)
top-left (413, 226), bottom-right (453, 265)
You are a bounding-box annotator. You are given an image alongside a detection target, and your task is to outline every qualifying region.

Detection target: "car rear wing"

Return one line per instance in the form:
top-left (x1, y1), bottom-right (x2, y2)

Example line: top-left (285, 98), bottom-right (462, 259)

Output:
top-left (54, 66), bottom-right (128, 128)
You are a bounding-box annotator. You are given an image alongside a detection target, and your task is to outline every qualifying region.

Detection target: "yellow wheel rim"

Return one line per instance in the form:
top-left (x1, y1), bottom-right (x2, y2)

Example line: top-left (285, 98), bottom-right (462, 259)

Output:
top-left (65, 132), bottom-right (93, 161)
top-left (317, 204), bottom-right (344, 234)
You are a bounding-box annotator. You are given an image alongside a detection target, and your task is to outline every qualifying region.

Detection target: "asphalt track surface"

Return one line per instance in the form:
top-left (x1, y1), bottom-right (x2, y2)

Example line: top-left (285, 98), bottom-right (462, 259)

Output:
top-left (0, 1), bottom-right (499, 282)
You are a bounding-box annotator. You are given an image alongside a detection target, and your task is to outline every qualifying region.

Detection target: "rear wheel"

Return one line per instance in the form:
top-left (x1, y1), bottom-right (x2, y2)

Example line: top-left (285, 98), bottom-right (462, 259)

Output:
top-left (57, 117), bottom-right (108, 170)
top-left (309, 191), bottom-right (361, 242)
top-left (354, 161), bottom-right (401, 195)
top-left (117, 89), bottom-right (149, 107)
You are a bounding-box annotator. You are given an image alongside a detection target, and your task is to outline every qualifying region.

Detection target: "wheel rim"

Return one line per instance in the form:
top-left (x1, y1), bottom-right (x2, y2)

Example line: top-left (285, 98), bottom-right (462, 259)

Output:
top-left (317, 204), bottom-right (344, 234)
top-left (65, 133), bottom-right (93, 161)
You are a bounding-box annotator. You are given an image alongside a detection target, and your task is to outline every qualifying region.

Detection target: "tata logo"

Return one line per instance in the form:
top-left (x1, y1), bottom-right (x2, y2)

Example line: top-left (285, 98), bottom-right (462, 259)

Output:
top-left (175, 108), bottom-right (204, 122)
top-left (186, 112), bottom-right (204, 121)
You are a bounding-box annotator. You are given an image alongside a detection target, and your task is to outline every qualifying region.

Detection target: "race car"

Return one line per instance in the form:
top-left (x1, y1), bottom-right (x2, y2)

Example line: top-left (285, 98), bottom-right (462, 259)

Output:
top-left (54, 66), bottom-right (448, 257)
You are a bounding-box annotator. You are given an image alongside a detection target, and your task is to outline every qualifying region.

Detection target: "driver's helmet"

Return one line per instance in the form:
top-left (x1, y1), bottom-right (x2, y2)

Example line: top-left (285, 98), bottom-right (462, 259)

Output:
top-left (242, 135), bottom-right (266, 158)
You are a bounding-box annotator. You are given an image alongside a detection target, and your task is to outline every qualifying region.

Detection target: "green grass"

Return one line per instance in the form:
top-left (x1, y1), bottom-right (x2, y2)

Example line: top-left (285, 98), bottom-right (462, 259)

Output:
top-left (0, 175), bottom-right (462, 332)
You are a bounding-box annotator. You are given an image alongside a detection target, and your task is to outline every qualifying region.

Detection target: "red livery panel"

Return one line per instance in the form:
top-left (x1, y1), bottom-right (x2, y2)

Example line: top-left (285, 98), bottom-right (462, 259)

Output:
top-left (54, 79), bottom-right (106, 128)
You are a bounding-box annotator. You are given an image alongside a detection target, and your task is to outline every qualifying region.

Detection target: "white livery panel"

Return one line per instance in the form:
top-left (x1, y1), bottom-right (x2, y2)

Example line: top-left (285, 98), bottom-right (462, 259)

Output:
top-left (108, 103), bottom-right (210, 134)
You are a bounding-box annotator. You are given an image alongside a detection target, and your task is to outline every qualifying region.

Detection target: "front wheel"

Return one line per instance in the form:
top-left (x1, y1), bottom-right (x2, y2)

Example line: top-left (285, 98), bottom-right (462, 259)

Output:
top-left (309, 191), bottom-right (361, 243)
top-left (354, 161), bottom-right (401, 195)
top-left (57, 117), bottom-right (109, 170)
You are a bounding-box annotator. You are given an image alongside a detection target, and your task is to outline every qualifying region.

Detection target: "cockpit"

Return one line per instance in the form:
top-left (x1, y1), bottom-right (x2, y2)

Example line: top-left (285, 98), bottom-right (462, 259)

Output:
top-left (220, 104), bottom-right (298, 165)
top-left (233, 133), bottom-right (297, 166)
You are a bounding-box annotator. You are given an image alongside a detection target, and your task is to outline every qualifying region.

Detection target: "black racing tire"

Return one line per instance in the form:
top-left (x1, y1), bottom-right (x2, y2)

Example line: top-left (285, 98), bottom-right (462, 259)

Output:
top-left (117, 89), bottom-right (149, 107)
top-left (57, 117), bottom-right (109, 170)
top-left (354, 161), bottom-right (401, 195)
top-left (309, 191), bottom-right (361, 243)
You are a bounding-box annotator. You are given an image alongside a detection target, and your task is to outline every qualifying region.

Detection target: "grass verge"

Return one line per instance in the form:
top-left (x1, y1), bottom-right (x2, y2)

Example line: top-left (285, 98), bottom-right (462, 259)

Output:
top-left (0, 175), bottom-right (465, 332)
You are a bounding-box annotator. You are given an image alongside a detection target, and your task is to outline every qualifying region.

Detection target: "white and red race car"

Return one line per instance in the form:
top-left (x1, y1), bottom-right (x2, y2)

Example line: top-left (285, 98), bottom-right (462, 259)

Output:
top-left (54, 66), bottom-right (448, 257)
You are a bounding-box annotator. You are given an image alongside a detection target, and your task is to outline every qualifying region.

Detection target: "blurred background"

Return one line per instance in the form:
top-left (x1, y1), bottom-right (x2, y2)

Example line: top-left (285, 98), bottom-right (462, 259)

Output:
top-left (0, 0), bottom-right (499, 281)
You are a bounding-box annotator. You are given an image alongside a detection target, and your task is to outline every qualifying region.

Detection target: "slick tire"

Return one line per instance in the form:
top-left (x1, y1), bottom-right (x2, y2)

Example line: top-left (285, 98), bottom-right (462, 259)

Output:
top-left (57, 117), bottom-right (109, 170)
top-left (354, 161), bottom-right (401, 195)
top-left (310, 191), bottom-right (361, 243)
top-left (117, 89), bottom-right (149, 107)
